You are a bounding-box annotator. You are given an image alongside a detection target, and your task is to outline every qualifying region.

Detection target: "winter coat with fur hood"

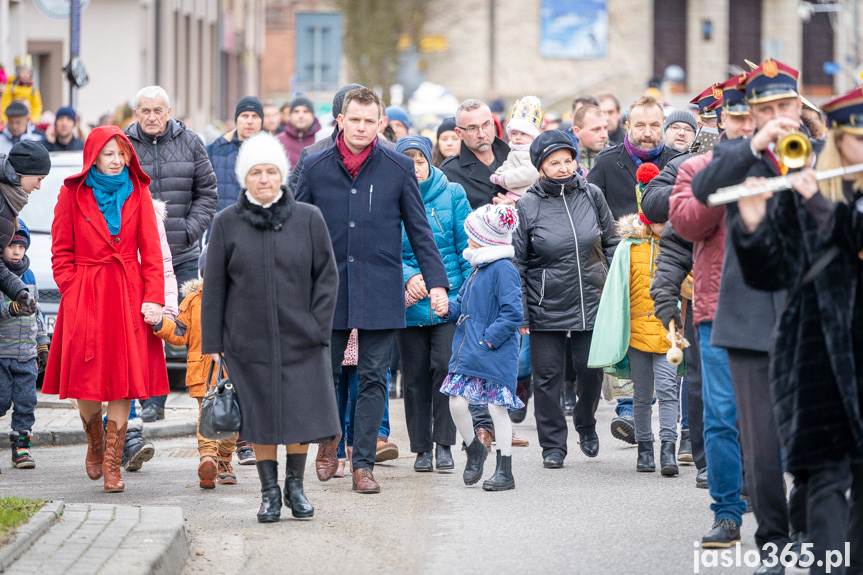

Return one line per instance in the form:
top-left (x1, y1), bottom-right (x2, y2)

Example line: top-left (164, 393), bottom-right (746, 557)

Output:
top-left (43, 126), bottom-right (168, 401)
top-left (513, 174), bottom-right (618, 332)
top-left (153, 278), bottom-right (208, 396)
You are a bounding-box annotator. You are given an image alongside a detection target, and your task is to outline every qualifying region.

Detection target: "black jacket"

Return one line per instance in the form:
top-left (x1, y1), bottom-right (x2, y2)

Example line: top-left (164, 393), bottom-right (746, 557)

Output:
top-left (0, 156), bottom-right (27, 300)
top-left (513, 175), bottom-right (618, 331)
top-left (641, 153), bottom-right (691, 224)
top-left (440, 138), bottom-right (509, 209)
top-left (289, 131), bottom-right (395, 193)
top-left (125, 119), bottom-right (218, 265)
top-left (690, 137), bottom-right (788, 352)
top-left (649, 221), bottom-right (693, 330)
top-left (731, 188), bottom-right (863, 472)
top-left (586, 143), bottom-right (681, 220)
top-left (608, 124), bottom-right (625, 146)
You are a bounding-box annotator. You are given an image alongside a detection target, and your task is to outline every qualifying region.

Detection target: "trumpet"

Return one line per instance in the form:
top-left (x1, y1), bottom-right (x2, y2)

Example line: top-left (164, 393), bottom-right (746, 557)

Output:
top-left (707, 162), bottom-right (863, 206)
top-left (775, 131), bottom-right (812, 169)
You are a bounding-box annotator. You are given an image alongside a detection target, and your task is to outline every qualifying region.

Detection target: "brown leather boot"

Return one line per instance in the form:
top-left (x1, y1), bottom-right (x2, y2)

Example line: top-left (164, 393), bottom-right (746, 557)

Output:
top-left (103, 420), bottom-right (126, 493)
top-left (80, 412), bottom-right (105, 480)
top-left (352, 468), bottom-right (381, 493)
top-left (315, 438), bottom-right (339, 482)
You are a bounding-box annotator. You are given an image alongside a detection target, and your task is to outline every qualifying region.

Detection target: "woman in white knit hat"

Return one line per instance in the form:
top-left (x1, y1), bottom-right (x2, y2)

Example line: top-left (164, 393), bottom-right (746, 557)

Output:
top-left (201, 131), bottom-right (341, 523)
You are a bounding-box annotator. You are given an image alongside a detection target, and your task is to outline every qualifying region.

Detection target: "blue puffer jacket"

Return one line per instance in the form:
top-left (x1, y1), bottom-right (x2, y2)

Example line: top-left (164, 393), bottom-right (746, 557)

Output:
top-left (402, 167), bottom-right (472, 327)
top-left (445, 248), bottom-right (524, 393)
top-left (206, 130), bottom-right (243, 212)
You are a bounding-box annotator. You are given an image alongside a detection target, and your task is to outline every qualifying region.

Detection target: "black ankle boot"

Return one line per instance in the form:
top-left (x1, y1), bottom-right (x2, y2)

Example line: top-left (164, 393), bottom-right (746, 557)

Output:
top-left (482, 450), bottom-right (515, 491)
top-left (462, 437), bottom-right (489, 486)
top-left (284, 454), bottom-right (314, 519)
top-left (637, 441), bottom-right (655, 472)
top-left (256, 460), bottom-right (282, 523)
top-left (660, 441), bottom-right (679, 476)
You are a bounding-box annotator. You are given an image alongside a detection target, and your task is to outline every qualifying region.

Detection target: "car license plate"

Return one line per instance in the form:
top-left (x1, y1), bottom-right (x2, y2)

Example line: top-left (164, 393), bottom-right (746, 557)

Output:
top-left (45, 314), bottom-right (57, 335)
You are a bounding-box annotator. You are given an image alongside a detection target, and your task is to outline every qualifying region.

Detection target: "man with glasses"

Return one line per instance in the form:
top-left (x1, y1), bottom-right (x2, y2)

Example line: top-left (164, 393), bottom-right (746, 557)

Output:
top-left (663, 109), bottom-right (698, 153)
top-left (440, 99), bottom-right (510, 209)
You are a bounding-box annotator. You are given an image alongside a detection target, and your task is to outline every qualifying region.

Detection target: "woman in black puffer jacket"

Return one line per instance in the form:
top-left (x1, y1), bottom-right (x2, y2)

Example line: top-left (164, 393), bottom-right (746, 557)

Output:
top-left (513, 130), bottom-right (617, 469)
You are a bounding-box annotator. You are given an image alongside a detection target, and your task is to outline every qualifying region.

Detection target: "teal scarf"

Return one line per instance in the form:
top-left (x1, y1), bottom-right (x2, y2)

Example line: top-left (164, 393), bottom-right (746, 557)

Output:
top-left (86, 167), bottom-right (134, 235)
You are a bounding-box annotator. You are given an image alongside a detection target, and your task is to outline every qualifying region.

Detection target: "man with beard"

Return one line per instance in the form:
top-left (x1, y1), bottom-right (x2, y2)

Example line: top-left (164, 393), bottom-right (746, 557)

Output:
top-left (663, 109), bottom-right (698, 153)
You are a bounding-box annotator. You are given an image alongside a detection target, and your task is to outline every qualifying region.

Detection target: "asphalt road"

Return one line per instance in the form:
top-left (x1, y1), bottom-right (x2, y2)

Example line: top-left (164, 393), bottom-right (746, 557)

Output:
top-left (0, 398), bottom-right (807, 575)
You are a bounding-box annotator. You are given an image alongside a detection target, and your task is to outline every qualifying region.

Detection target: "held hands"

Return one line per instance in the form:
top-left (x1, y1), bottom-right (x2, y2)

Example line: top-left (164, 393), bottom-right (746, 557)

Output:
top-left (430, 287), bottom-right (449, 317)
top-left (141, 302), bottom-right (163, 326)
top-left (737, 177), bottom-right (772, 232)
top-left (750, 117), bottom-right (800, 154)
top-left (405, 274), bottom-right (428, 301)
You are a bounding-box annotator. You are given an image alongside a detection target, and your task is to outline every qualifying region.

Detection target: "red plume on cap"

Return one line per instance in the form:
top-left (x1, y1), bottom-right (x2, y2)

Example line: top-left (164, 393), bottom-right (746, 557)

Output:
top-left (636, 162), bottom-right (660, 184)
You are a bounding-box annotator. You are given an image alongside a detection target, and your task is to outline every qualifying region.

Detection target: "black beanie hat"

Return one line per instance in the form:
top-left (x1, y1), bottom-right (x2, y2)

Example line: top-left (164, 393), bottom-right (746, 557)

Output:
top-left (529, 130), bottom-right (578, 170)
top-left (332, 83), bottom-right (363, 119)
top-left (8, 141), bottom-right (51, 176)
top-left (290, 96), bottom-right (314, 114)
top-left (436, 117), bottom-right (457, 138)
top-left (235, 96), bottom-right (263, 121)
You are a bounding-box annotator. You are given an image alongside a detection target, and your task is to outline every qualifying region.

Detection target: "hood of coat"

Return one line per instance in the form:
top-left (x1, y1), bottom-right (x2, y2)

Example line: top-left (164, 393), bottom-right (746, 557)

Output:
top-left (419, 166), bottom-right (450, 203)
top-left (616, 213), bottom-right (652, 240)
top-left (64, 125), bottom-right (150, 191)
top-left (152, 199), bottom-right (167, 221)
top-left (0, 154), bottom-right (19, 187)
top-left (180, 277), bottom-right (202, 299)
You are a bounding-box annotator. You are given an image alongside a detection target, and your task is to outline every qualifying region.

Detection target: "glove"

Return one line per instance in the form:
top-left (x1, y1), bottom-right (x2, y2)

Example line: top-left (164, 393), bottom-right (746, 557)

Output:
top-left (11, 290), bottom-right (36, 316)
top-left (37, 346), bottom-right (49, 374)
top-left (653, 299), bottom-right (683, 332)
top-left (489, 172), bottom-right (504, 187)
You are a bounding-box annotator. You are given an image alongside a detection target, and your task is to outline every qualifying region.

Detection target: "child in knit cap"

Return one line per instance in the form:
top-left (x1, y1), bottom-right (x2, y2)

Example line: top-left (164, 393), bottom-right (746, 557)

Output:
top-left (436, 204), bottom-right (524, 491)
top-left (0, 219), bottom-right (48, 469)
top-left (490, 96), bottom-right (544, 203)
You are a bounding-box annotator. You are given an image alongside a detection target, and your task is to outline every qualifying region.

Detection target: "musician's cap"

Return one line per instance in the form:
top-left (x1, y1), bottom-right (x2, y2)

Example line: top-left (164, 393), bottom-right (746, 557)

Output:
top-left (709, 73), bottom-right (750, 116)
top-left (690, 83), bottom-right (723, 119)
top-left (822, 86), bottom-right (863, 135)
top-left (745, 59), bottom-right (799, 104)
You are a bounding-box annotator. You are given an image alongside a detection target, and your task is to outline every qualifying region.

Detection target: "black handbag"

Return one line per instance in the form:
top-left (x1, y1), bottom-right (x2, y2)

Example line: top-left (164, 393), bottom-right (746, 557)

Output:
top-left (199, 357), bottom-right (242, 440)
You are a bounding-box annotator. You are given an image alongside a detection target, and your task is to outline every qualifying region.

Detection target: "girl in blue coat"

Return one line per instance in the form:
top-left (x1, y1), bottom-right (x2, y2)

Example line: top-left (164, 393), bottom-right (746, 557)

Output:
top-left (437, 204), bottom-right (524, 491)
top-left (396, 136), bottom-right (473, 473)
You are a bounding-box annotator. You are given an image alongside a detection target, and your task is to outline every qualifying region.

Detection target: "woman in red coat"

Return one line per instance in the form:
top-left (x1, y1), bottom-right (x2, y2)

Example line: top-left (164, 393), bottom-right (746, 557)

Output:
top-left (43, 125), bottom-right (168, 493)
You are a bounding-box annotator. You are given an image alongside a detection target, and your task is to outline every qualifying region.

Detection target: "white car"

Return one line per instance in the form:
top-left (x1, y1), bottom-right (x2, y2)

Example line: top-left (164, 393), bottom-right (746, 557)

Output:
top-left (19, 151), bottom-right (187, 388)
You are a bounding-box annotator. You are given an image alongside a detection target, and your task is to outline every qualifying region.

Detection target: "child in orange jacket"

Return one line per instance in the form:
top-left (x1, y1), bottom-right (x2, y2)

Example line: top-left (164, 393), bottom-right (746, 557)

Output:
top-left (152, 253), bottom-right (237, 489)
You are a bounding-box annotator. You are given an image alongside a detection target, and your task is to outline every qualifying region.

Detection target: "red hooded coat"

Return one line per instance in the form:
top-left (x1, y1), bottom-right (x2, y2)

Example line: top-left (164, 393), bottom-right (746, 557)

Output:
top-left (42, 126), bottom-right (168, 401)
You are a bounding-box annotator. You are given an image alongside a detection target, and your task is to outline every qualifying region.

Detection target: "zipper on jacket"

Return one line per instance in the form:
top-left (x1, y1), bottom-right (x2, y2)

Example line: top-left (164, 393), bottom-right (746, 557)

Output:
top-left (153, 137), bottom-right (160, 195)
top-left (453, 268), bottom-right (479, 368)
top-left (561, 186), bottom-right (587, 330)
top-left (369, 185), bottom-right (374, 213)
top-left (431, 208), bottom-right (444, 233)
top-left (538, 269), bottom-right (546, 307)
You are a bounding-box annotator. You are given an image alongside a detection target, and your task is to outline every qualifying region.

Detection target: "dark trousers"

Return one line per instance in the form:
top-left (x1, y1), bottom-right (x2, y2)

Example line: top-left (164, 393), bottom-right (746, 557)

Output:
top-left (727, 349), bottom-right (792, 557)
top-left (142, 258), bottom-right (201, 411)
top-left (530, 330), bottom-right (602, 458)
top-left (396, 324), bottom-right (457, 453)
top-left (806, 457), bottom-right (863, 575)
top-left (684, 304), bottom-right (706, 470)
top-left (330, 328), bottom-right (395, 471)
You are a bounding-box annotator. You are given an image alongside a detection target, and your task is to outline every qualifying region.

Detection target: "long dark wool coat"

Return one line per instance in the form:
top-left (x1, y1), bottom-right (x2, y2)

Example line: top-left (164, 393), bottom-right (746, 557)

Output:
top-left (201, 186), bottom-right (341, 445)
top-left (731, 190), bottom-right (863, 474)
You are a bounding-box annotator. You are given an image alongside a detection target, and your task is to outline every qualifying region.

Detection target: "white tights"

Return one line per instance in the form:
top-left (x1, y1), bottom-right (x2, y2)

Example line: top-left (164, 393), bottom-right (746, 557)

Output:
top-left (448, 396), bottom-right (513, 457)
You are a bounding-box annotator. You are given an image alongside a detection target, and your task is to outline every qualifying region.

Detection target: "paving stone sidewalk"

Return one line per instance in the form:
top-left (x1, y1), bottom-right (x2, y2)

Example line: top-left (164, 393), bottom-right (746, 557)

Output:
top-left (2, 503), bottom-right (187, 575)
top-left (0, 392), bottom-right (199, 448)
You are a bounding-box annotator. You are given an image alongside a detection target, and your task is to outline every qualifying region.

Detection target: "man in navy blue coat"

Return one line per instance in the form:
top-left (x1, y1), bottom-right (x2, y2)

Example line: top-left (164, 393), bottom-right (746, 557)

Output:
top-left (295, 87), bottom-right (448, 493)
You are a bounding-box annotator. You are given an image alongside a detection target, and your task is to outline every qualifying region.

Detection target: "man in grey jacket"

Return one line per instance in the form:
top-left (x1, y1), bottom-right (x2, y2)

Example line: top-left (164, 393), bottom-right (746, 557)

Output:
top-left (126, 86), bottom-right (218, 422)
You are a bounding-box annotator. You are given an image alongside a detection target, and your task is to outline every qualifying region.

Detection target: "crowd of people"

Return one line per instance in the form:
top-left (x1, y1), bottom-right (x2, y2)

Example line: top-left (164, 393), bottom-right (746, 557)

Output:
top-left (0, 51), bottom-right (860, 575)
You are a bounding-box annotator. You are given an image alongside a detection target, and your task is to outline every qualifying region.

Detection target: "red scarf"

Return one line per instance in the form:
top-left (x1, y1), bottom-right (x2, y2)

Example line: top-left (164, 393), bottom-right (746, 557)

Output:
top-left (337, 131), bottom-right (376, 179)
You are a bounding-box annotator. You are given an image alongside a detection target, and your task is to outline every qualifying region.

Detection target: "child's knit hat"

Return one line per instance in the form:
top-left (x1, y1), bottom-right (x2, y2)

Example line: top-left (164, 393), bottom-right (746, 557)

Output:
top-left (10, 218), bottom-right (30, 249)
top-left (507, 96), bottom-right (544, 139)
top-left (464, 204), bottom-right (519, 247)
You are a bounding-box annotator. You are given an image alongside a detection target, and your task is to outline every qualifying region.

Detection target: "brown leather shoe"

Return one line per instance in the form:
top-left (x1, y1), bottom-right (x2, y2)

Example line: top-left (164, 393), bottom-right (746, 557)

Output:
top-left (374, 436), bottom-right (399, 462)
top-left (80, 412), bottom-right (105, 480)
top-left (315, 438), bottom-right (339, 482)
top-left (103, 420), bottom-right (126, 493)
top-left (475, 428), bottom-right (493, 453)
top-left (511, 431), bottom-right (530, 447)
top-left (352, 468), bottom-right (381, 493)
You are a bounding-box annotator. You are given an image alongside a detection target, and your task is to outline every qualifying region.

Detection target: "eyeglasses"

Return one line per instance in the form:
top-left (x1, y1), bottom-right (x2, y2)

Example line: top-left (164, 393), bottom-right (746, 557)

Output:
top-left (667, 124), bottom-right (695, 135)
top-left (456, 120), bottom-right (494, 135)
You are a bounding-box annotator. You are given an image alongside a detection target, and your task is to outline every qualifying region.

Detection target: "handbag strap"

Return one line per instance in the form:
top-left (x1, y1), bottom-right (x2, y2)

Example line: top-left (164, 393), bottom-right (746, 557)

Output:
top-left (205, 355), bottom-right (231, 392)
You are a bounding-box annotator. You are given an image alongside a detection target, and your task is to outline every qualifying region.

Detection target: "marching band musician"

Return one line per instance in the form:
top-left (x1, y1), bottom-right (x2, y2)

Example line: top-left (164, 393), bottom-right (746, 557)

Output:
top-left (730, 86), bottom-right (863, 575)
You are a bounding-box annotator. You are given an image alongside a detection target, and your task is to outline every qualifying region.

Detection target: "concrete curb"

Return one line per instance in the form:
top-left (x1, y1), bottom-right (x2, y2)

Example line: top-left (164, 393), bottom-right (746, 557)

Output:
top-left (100, 506), bottom-right (189, 575)
top-left (0, 500), bottom-right (64, 571)
top-left (23, 421), bottom-right (197, 448)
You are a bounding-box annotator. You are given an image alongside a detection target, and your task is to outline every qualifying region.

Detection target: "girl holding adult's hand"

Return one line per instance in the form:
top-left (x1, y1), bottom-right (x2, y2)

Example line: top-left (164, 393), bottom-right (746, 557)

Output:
top-left (42, 126), bottom-right (169, 494)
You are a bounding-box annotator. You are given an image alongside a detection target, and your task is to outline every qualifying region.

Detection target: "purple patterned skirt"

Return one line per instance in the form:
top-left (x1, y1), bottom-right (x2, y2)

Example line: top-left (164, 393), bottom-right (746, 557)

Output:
top-left (440, 373), bottom-right (525, 410)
